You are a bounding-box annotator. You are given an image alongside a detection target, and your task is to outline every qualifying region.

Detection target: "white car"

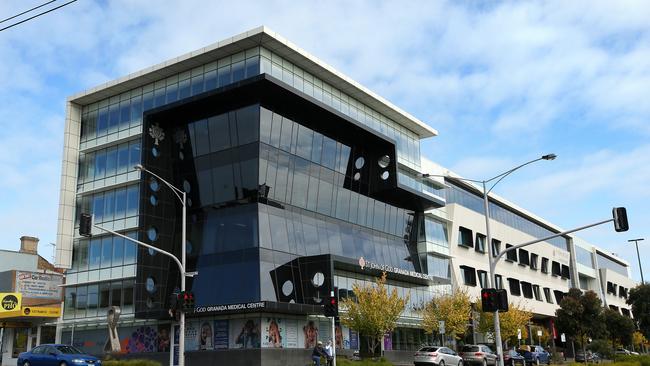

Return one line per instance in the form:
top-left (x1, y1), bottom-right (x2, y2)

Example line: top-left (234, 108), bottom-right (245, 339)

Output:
top-left (414, 346), bottom-right (464, 366)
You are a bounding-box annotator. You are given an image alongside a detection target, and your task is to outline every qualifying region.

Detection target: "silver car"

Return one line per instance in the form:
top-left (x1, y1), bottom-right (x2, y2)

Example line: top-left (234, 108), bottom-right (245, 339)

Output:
top-left (459, 345), bottom-right (498, 366)
top-left (414, 346), bottom-right (464, 366)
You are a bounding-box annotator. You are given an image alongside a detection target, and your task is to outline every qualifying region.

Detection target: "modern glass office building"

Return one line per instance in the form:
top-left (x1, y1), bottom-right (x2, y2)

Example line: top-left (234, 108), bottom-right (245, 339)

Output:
top-left (55, 27), bottom-right (451, 365)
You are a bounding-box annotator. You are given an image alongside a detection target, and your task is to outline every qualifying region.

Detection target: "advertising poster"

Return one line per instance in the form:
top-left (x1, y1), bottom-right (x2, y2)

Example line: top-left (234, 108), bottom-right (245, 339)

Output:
top-left (15, 272), bottom-right (63, 299)
top-left (230, 318), bottom-right (261, 349)
top-left (198, 320), bottom-right (213, 350)
top-left (335, 325), bottom-right (351, 349)
top-left (349, 329), bottom-right (359, 350)
top-left (184, 320), bottom-right (199, 351)
top-left (157, 325), bottom-right (171, 352)
top-left (213, 320), bottom-right (229, 349)
top-left (302, 319), bottom-right (319, 349)
top-left (262, 317), bottom-right (284, 348)
top-left (284, 319), bottom-right (298, 348)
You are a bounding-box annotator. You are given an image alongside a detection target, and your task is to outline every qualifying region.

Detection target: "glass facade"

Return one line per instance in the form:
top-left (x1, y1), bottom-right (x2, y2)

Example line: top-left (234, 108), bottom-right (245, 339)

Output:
top-left (446, 182), bottom-right (568, 250)
top-left (575, 246), bottom-right (594, 268)
top-left (597, 253), bottom-right (628, 275)
top-left (64, 279), bottom-right (134, 319)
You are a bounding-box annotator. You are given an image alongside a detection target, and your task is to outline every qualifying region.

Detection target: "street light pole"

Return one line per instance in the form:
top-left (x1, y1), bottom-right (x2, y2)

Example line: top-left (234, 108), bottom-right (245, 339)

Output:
top-left (134, 164), bottom-right (188, 366)
top-left (423, 154), bottom-right (556, 366)
top-left (628, 238), bottom-right (645, 283)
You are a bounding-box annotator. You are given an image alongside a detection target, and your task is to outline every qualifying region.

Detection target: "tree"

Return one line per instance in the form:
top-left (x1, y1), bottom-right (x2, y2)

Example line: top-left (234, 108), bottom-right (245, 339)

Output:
top-left (627, 284), bottom-right (650, 340)
top-left (476, 300), bottom-right (533, 346)
top-left (632, 331), bottom-right (648, 351)
top-left (421, 289), bottom-right (472, 340)
top-left (603, 309), bottom-right (635, 350)
top-left (555, 289), bottom-right (606, 360)
top-left (340, 272), bottom-right (407, 357)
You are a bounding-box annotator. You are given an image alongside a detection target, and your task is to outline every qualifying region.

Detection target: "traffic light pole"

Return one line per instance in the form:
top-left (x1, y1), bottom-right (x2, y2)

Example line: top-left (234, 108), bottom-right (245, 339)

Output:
top-left (489, 216), bottom-right (616, 366)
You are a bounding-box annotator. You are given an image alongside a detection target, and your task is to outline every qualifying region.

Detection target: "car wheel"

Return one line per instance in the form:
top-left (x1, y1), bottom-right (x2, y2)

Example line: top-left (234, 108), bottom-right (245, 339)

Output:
top-left (459, 361), bottom-right (464, 366)
top-left (24, 361), bottom-right (30, 366)
top-left (440, 360), bottom-right (445, 366)
top-left (60, 362), bottom-right (68, 366)
top-left (483, 359), bottom-right (488, 366)
top-left (536, 358), bottom-right (540, 366)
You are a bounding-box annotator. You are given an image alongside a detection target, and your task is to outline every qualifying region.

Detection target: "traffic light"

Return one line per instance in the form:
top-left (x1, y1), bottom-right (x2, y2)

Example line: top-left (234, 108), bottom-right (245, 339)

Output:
top-left (79, 213), bottom-right (93, 237)
top-left (179, 291), bottom-right (195, 311)
top-left (613, 207), bottom-right (629, 232)
top-left (324, 295), bottom-right (338, 317)
top-left (481, 289), bottom-right (509, 312)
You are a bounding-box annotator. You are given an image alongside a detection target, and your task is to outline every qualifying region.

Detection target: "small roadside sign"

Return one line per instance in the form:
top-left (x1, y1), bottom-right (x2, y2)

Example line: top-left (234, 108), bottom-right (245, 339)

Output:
top-left (438, 321), bottom-right (445, 334)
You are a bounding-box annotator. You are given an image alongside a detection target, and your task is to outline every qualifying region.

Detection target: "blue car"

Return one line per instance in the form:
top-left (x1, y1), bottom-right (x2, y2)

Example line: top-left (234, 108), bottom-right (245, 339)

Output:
top-left (18, 344), bottom-right (100, 366)
top-left (519, 346), bottom-right (550, 365)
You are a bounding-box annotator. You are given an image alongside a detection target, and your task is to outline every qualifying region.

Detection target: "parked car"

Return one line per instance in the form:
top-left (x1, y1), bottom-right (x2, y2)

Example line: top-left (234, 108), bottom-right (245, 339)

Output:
top-left (414, 346), bottom-right (464, 366)
top-left (18, 344), bottom-right (100, 366)
top-left (459, 344), bottom-right (498, 366)
top-left (575, 351), bottom-right (600, 363)
top-left (520, 345), bottom-right (551, 365)
top-left (615, 348), bottom-right (631, 356)
top-left (504, 349), bottom-right (526, 366)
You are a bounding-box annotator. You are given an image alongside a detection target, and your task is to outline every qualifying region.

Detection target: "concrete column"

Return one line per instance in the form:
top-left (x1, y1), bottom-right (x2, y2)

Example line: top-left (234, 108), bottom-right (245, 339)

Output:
top-left (567, 237), bottom-right (579, 289)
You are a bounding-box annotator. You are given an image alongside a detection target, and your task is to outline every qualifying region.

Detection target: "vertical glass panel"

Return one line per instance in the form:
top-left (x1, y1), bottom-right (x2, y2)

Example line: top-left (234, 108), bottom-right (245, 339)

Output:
top-left (111, 281), bottom-right (122, 307)
top-left (97, 107), bottom-right (108, 136)
top-left (78, 241), bottom-right (88, 271)
top-left (103, 191), bottom-right (114, 221)
top-left (311, 133), bottom-right (323, 164)
top-left (94, 152), bottom-right (106, 179)
top-left (296, 125), bottom-right (313, 160)
top-left (269, 112), bottom-right (282, 148)
top-left (108, 104), bottom-right (119, 134)
top-left (105, 147), bottom-right (117, 177)
top-left (99, 282), bottom-right (110, 309)
top-left (193, 119), bottom-right (210, 156)
top-left (190, 75), bottom-right (203, 96)
top-left (204, 69), bottom-right (217, 91)
top-left (117, 145), bottom-right (129, 174)
top-left (126, 185), bottom-right (139, 217)
top-left (101, 236), bottom-right (112, 268)
top-left (122, 280), bottom-right (134, 312)
top-left (92, 194), bottom-right (104, 223)
top-left (306, 176), bottom-right (319, 212)
top-left (236, 105), bottom-right (259, 145)
top-left (259, 107), bottom-right (273, 144)
top-left (129, 142), bottom-right (141, 168)
top-left (212, 163), bottom-right (235, 203)
top-left (217, 66), bottom-right (230, 87)
top-left (232, 61), bottom-right (245, 82)
top-left (291, 158), bottom-right (309, 209)
top-left (207, 114), bottom-right (230, 152)
top-left (114, 188), bottom-right (126, 219)
top-left (279, 116), bottom-right (293, 152)
top-left (142, 92), bottom-right (153, 111)
top-left (154, 88), bottom-right (166, 107)
top-left (119, 100), bottom-right (131, 130)
top-left (124, 237), bottom-right (136, 264)
top-left (316, 180), bottom-right (333, 216)
top-left (245, 57), bottom-right (259, 77)
top-left (166, 82), bottom-right (178, 103)
top-left (112, 236), bottom-right (124, 266)
top-left (88, 239), bottom-right (101, 270)
top-left (197, 168), bottom-right (213, 206)
top-left (179, 78), bottom-right (191, 99)
top-left (76, 286), bottom-right (87, 315)
top-left (321, 136), bottom-right (336, 170)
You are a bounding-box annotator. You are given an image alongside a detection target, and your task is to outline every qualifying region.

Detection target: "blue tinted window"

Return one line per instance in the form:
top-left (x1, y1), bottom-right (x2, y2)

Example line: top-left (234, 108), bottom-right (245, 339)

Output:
top-left (88, 239), bottom-right (101, 270)
top-left (112, 236), bottom-right (124, 266)
top-left (101, 236), bottom-right (112, 268)
top-left (130, 96), bottom-right (142, 126)
top-left (179, 78), bottom-right (191, 99)
top-left (190, 75), bottom-right (203, 96)
top-left (129, 142), bottom-right (141, 168)
top-left (108, 104), bottom-right (119, 133)
top-left (94, 152), bottom-right (106, 178)
top-left (117, 145), bottom-right (129, 174)
top-left (217, 66), bottom-right (230, 87)
top-left (119, 100), bottom-right (131, 130)
top-left (245, 57), bottom-right (259, 77)
top-left (232, 61), bottom-right (245, 82)
top-left (97, 108), bottom-right (108, 136)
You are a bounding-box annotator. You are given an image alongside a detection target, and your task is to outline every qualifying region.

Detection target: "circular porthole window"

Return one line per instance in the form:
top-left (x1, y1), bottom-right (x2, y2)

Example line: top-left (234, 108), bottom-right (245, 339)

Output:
top-left (147, 227), bottom-right (158, 241)
top-left (187, 198), bottom-right (193, 207)
top-left (149, 177), bottom-right (160, 192)
top-left (146, 297), bottom-right (154, 308)
top-left (148, 248), bottom-right (156, 256)
top-left (353, 172), bottom-right (361, 181)
top-left (145, 277), bottom-right (156, 294)
top-left (380, 171), bottom-right (390, 180)
top-left (354, 157), bottom-right (365, 169)
top-left (282, 280), bottom-right (294, 297)
top-left (312, 272), bottom-right (325, 288)
top-left (378, 155), bottom-right (390, 168)
top-left (149, 195), bottom-right (158, 206)
top-left (151, 147), bottom-right (160, 158)
top-left (183, 180), bottom-right (191, 193)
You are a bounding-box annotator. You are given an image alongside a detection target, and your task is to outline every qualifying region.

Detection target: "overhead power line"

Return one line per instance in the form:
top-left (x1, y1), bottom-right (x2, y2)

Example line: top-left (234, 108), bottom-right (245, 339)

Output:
top-left (0, 0), bottom-right (78, 33)
top-left (0, 0), bottom-right (57, 24)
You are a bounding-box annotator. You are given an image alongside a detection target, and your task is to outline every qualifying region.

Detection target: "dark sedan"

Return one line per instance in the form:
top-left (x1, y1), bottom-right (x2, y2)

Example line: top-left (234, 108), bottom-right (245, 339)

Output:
top-left (504, 350), bottom-right (526, 366)
top-left (18, 344), bottom-right (100, 366)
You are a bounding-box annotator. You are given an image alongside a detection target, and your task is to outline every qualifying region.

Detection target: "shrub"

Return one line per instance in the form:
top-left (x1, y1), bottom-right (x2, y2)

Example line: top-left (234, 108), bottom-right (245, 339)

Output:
top-left (336, 357), bottom-right (394, 366)
top-left (102, 359), bottom-right (162, 366)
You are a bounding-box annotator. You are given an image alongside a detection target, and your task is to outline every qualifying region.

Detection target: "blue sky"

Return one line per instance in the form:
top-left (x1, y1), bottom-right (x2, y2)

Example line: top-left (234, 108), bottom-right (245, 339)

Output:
top-left (0, 1), bottom-right (648, 281)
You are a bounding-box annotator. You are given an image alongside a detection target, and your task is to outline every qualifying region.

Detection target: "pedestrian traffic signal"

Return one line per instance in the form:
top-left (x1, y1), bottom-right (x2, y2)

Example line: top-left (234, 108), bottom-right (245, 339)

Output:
top-left (481, 288), bottom-right (508, 312)
top-left (324, 296), bottom-right (338, 317)
top-left (613, 207), bottom-right (629, 232)
top-left (179, 291), bottom-right (195, 311)
top-left (79, 213), bottom-right (93, 237)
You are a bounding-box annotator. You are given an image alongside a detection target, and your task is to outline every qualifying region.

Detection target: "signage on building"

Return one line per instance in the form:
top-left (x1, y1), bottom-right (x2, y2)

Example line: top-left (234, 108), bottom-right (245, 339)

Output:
top-left (20, 306), bottom-right (61, 317)
top-left (0, 293), bottom-right (21, 312)
top-left (15, 271), bottom-right (63, 299)
top-left (358, 257), bottom-right (436, 281)
top-left (193, 301), bottom-right (266, 314)
top-left (517, 328), bottom-right (522, 340)
top-left (438, 321), bottom-right (445, 334)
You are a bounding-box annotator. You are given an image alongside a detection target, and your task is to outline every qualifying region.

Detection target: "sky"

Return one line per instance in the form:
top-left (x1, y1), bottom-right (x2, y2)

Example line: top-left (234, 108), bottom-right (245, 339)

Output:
top-left (0, 1), bottom-right (648, 281)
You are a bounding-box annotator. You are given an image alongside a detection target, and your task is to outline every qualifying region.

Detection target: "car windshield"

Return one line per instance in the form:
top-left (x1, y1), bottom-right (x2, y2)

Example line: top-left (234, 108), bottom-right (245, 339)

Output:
top-left (462, 346), bottom-right (480, 352)
top-left (55, 346), bottom-right (84, 354)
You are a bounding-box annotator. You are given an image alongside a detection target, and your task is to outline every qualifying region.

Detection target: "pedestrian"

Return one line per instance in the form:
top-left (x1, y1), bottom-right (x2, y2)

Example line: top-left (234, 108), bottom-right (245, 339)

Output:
top-left (312, 340), bottom-right (326, 366)
top-left (324, 339), bottom-right (333, 366)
